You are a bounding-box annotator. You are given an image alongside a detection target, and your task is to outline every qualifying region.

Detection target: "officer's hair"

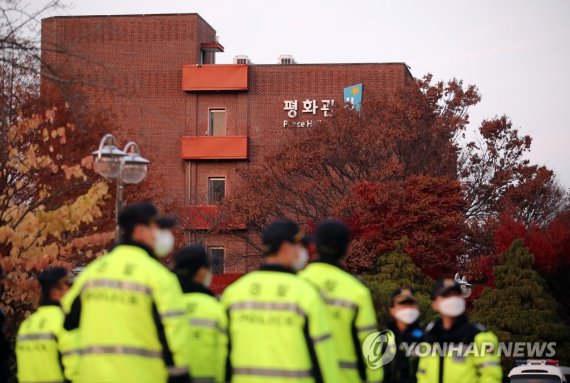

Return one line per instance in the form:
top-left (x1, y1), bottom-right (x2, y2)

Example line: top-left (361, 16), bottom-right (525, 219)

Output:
top-left (38, 267), bottom-right (68, 303)
top-left (121, 225), bottom-right (136, 242)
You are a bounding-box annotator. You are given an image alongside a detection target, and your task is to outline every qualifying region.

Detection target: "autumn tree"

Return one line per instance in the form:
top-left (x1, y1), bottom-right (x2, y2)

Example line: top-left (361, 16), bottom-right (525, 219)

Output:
top-left (471, 239), bottom-right (570, 368)
top-left (0, 1), bottom-right (65, 128)
top-left (220, 76), bottom-right (479, 259)
top-left (491, 212), bottom-right (570, 323)
top-left (361, 240), bottom-right (434, 328)
top-left (459, 115), bottom-right (569, 286)
top-left (338, 176), bottom-right (466, 276)
top-left (0, 108), bottom-right (113, 338)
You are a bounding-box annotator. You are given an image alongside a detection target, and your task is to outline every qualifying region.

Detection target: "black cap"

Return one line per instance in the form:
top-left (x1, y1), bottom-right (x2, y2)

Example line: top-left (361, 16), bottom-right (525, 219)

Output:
top-left (431, 278), bottom-right (462, 299)
top-left (262, 220), bottom-right (312, 255)
top-left (38, 267), bottom-right (69, 294)
top-left (174, 245), bottom-right (210, 272)
top-left (315, 219), bottom-right (350, 259)
top-left (390, 288), bottom-right (418, 306)
top-left (119, 202), bottom-right (176, 237)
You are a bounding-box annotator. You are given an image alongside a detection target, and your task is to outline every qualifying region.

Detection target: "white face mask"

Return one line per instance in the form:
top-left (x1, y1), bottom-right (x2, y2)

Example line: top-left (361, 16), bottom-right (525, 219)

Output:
top-left (394, 307), bottom-right (420, 325)
top-left (292, 248), bottom-right (309, 271)
top-left (438, 296), bottom-right (466, 317)
top-left (154, 229), bottom-right (175, 258)
top-left (203, 270), bottom-right (213, 288)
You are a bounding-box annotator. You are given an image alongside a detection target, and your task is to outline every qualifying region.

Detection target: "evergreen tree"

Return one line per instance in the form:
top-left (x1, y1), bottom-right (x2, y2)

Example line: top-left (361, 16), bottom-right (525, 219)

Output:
top-left (471, 239), bottom-right (570, 366)
top-left (361, 240), bottom-right (435, 328)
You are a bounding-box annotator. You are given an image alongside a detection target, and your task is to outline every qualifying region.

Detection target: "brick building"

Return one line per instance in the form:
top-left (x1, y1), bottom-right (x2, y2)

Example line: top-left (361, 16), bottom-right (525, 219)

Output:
top-left (41, 13), bottom-right (412, 275)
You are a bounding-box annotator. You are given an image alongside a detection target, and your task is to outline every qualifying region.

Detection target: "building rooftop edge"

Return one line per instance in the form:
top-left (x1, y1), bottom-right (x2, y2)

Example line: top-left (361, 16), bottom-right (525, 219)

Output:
top-left (41, 13), bottom-right (217, 33)
top-left (250, 62), bottom-right (409, 67)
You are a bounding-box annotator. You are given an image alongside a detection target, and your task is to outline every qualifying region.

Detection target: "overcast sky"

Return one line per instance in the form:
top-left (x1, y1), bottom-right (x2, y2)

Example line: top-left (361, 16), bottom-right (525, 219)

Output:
top-left (31, 0), bottom-right (570, 186)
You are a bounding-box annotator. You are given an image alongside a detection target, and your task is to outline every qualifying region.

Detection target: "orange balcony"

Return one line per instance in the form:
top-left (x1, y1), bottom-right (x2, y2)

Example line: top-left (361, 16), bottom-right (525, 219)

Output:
top-left (182, 64), bottom-right (248, 91)
top-left (181, 136), bottom-right (248, 160)
top-left (187, 205), bottom-right (246, 231)
top-left (211, 274), bottom-right (243, 295)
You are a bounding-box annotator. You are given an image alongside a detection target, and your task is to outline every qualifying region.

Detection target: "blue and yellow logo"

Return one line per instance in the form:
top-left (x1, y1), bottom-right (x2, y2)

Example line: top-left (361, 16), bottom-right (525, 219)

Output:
top-left (343, 83), bottom-right (363, 111)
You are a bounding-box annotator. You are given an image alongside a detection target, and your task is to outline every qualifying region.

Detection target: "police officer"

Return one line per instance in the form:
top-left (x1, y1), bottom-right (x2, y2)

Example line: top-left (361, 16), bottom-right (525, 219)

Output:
top-left (221, 219), bottom-right (340, 383)
top-left (385, 288), bottom-right (424, 383)
top-left (62, 202), bottom-right (191, 383)
top-left (173, 244), bottom-right (228, 383)
top-left (417, 279), bottom-right (502, 383)
top-left (16, 267), bottom-right (77, 383)
top-left (300, 219), bottom-right (382, 383)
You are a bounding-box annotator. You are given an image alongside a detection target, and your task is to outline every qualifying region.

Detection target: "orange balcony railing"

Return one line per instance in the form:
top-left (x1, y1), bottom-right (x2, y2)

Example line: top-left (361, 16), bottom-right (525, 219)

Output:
top-left (181, 136), bottom-right (248, 160)
top-left (187, 205), bottom-right (246, 231)
top-left (182, 64), bottom-right (248, 91)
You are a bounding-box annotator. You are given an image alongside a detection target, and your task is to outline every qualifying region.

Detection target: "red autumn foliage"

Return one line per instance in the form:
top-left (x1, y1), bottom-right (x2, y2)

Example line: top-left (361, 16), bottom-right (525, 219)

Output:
top-left (494, 213), bottom-right (570, 277)
top-left (337, 176), bottom-right (466, 277)
top-left (219, 73), bottom-right (569, 284)
top-left (220, 75), bottom-right (478, 259)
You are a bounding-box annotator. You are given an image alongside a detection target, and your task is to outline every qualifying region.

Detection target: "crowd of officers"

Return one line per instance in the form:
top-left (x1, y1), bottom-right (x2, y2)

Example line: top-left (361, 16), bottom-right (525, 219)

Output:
top-left (15, 202), bottom-right (503, 383)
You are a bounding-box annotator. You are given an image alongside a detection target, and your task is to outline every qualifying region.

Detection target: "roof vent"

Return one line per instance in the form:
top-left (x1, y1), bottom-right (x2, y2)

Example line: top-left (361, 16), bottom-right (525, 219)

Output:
top-left (233, 55), bottom-right (251, 65)
top-left (278, 54), bottom-right (296, 65)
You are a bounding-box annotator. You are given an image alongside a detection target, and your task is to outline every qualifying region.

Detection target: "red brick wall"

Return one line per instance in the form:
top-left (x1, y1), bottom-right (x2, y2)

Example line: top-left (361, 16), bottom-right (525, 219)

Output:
top-left (41, 14), bottom-right (411, 272)
top-left (41, 14), bottom-right (218, 205)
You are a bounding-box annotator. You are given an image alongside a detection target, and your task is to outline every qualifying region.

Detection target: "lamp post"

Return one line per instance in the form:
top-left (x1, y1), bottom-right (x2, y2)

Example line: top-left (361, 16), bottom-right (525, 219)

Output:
top-left (92, 134), bottom-right (150, 241)
top-left (454, 273), bottom-right (473, 298)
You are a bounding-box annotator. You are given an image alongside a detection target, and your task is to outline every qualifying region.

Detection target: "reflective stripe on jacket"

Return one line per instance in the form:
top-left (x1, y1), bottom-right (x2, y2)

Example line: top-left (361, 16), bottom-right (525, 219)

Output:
top-left (300, 262), bottom-right (383, 383)
top-left (61, 244), bottom-right (191, 383)
top-left (180, 283), bottom-right (227, 383)
top-left (221, 265), bottom-right (340, 383)
top-left (16, 305), bottom-right (78, 383)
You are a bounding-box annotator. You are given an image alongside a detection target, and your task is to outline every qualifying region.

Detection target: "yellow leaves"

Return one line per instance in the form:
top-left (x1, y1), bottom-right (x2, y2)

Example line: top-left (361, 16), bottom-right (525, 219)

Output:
top-left (61, 164), bottom-right (86, 181)
top-left (49, 127), bottom-right (66, 144)
top-left (32, 181), bottom-right (109, 239)
top-left (45, 108), bottom-right (56, 124)
top-left (81, 155), bottom-right (94, 170)
top-left (1, 107), bottom-right (116, 319)
top-left (38, 187), bottom-right (49, 200)
top-left (8, 113), bottom-right (44, 143)
top-left (6, 143), bottom-right (53, 174)
top-left (9, 147), bottom-right (18, 158)
top-left (0, 226), bottom-right (14, 243)
top-left (2, 180), bottom-right (110, 267)
top-left (57, 126), bottom-right (66, 140)
top-left (58, 231), bottom-right (113, 260)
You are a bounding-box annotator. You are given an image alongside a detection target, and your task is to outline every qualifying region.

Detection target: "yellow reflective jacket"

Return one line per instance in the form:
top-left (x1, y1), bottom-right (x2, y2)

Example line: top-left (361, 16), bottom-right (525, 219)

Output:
top-left (221, 264), bottom-right (340, 383)
top-left (61, 244), bottom-right (191, 383)
top-left (300, 261), bottom-right (383, 383)
top-left (417, 316), bottom-right (502, 383)
top-left (179, 281), bottom-right (227, 383)
top-left (16, 304), bottom-right (78, 383)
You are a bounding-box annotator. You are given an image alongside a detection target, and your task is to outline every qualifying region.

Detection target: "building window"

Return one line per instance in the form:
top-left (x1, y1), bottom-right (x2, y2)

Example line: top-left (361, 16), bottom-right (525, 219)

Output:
top-left (209, 109), bottom-right (226, 136)
top-left (208, 177), bottom-right (225, 204)
top-left (208, 247), bottom-right (225, 274)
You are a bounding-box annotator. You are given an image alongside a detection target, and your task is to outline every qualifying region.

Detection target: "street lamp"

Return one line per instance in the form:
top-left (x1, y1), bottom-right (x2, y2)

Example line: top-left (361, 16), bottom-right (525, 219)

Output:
top-left (454, 273), bottom-right (473, 298)
top-left (122, 141), bottom-right (150, 184)
top-left (93, 134), bottom-right (150, 241)
top-left (92, 134), bottom-right (125, 178)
